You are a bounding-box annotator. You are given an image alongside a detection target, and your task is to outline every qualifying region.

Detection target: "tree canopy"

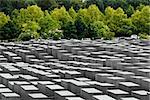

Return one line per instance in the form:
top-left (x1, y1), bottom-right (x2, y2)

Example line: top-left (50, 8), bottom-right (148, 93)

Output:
top-left (0, 1), bottom-right (149, 40)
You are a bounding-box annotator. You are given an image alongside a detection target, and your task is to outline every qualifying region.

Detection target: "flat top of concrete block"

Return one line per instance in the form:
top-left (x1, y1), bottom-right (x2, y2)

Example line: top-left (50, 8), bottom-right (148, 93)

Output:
top-left (13, 81), bottom-right (30, 85)
top-left (55, 90), bottom-right (76, 96)
top-left (120, 97), bottom-right (140, 100)
top-left (138, 69), bottom-right (150, 72)
top-left (30, 65), bottom-right (50, 70)
top-left (143, 78), bottom-right (150, 82)
top-left (0, 73), bottom-right (13, 78)
top-left (117, 71), bottom-right (134, 75)
top-left (46, 85), bottom-right (64, 90)
top-left (12, 56), bottom-right (21, 59)
top-left (86, 68), bottom-right (101, 72)
top-left (93, 95), bottom-right (116, 100)
top-left (28, 93), bottom-right (48, 98)
top-left (3, 51), bottom-right (17, 56)
top-left (81, 88), bottom-right (102, 94)
top-left (75, 77), bottom-right (91, 81)
top-left (65, 97), bottom-right (85, 100)
top-left (132, 90), bottom-right (149, 96)
top-left (119, 82), bottom-right (140, 87)
top-left (21, 85), bottom-right (38, 91)
top-left (0, 84), bottom-right (5, 88)
top-left (2, 93), bottom-right (20, 97)
top-left (20, 75), bottom-right (38, 80)
top-left (85, 81), bottom-right (100, 85)
top-left (96, 82), bottom-right (115, 87)
top-left (52, 79), bottom-right (63, 83)
top-left (38, 81), bottom-right (54, 85)
top-left (46, 74), bottom-right (60, 78)
top-left (0, 88), bottom-right (12, 93)
top-left (130, 76), bottom-right (146, 79)
top-left (66, 71), bottom-right (81, 75)
top-left (96, 73), bottom-right (113, 77)
top-left (8, 68), bottom-right (20, 71)
top-left (107, 89), bottom-right (129, 95)
top-left (106, 70), bottom-right (121, 73)
top-left (72, 81), bottom-right (90, 86)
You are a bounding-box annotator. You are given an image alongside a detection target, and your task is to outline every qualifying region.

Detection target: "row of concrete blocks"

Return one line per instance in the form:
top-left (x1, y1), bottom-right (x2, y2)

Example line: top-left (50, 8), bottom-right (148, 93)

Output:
top-left (1, 49), bottom-right (150, 80)
top-left (0, 64), bottom-right (149, 99)
top-left (1, 41), bottom-right (150, 68)
top-left (1, 79), bottom-right (150, 100)
top-left (0, 59), bottom-right (149, 91)
top-left (0, 70), bottom-right (148, 99)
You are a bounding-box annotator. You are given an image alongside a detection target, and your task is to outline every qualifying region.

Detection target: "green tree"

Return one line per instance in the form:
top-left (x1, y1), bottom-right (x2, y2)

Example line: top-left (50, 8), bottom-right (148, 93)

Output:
top-left (139, 33), bottom-right (150, 40)
top-left (87, 5), bottom-right (104, 22)
top-left (18, 21), bottom-right (41, 41)
top-left (0, 0), bottom-right (38, 15)
top-left (51, 6), bottom-right (72, 27)
top-left (12, 5), bottom-right (44, 40)
top-left (74, 5), bottom-right (104, 39)
top-left (12, 5), bottom-right (44, 28)
top-left (0, 21), bottom-right (20, 40)
top-left (64, 7), bottom-right (77, 39)
top-left (39, 11), bottom-right (60, 38)
top-left (63, 21), bottom-right (77, 39)
top-left (69, 7), bottom-right (77, 21)
top-left (75, 16), bottom-right (88, 39)
top-left (105, 6), bottom-right (133, 37)
top-left (131, 6), bottom-right (150, 35)
top-left (127, 0), bottom-right (150, 9)
top-left (57, 0), bottom-right (83, 11)
top-left (89, 21), bottom-right (115, 39)
top-left (85, 0), bottom-right (105, 12)
top-left (75, 8), bottom-right (89, 39)
top-left (48, 29), bottom-right (63, 40)
top-left (124, 5), bottom-right (135, 17)
top-left (69, 0), bottom-right (83, 11)
top-left (37, 0), bottom-right (58, 11)
top-left (0, 12), bottom-right (10, 28)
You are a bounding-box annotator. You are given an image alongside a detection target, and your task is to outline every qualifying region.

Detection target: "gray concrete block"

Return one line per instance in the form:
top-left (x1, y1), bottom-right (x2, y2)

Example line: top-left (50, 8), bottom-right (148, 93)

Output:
top-left (81, 88), bottom-right (102, 100)
top-left (1, 93), bottom-right (20, 100)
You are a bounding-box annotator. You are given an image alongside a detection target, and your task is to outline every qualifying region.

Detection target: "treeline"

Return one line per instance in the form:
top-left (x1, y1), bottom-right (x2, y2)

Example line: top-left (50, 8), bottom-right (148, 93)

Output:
top-left (0, 0), bottom-right (150, 16)
top-left (0, 1), bottom-right (150, 40)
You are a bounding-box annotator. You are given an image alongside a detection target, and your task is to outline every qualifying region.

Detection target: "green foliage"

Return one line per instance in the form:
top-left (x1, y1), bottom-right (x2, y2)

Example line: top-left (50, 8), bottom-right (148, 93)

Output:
top-left (51, 6), bottom-right (72, 27)
top-left (85, 0), bottom-right (105, 12)
top-left (0, 0), bottom-right (38, 15)
top-left (89, 21), bottom-right (115, 39)
top-left (18, 21), bottom-right (41, 40)
top-left (139, 33), bottom-right (150, 40)
top-left (0, 21), bottom-right (20, 40)
top-left (131, 6), bottom-right (150, 35)
top-left (57, 0), bottom-right (83, 11)
top-left (12, 5), bottom-right (44, 28)
top-left (0, 12), bottom-right (11, 40)
top-left (18, 31), bottom-right (33, 41)
top-left (48, 29), bottom-right (63, 40)
top-left (124, 5), bottom-right (135, 17)
top-left (87, 5), bottom-right (104, 22)
top-left (63, 21), bottom-right (77, 39)
top-left (37, 0), bottom-right (58, 11)
top-left (69, 7), bottom-right (77, 21)
top-left (75, 11), bottom-right (89, 39)
top-left (74, 5), bottom-right (104, 39)
top-left (12, 5), bottom-right (44, 40)
top-left (14, 5), bottom-right (63, 40)
top-left (0, 3), bottom-right (150, 40)
top-left (0, 12), bottom-right (10, 28)
top-left (105, 7), bottom-right (134, 37)
top-left (39, 11), bottom-right (60, 35)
